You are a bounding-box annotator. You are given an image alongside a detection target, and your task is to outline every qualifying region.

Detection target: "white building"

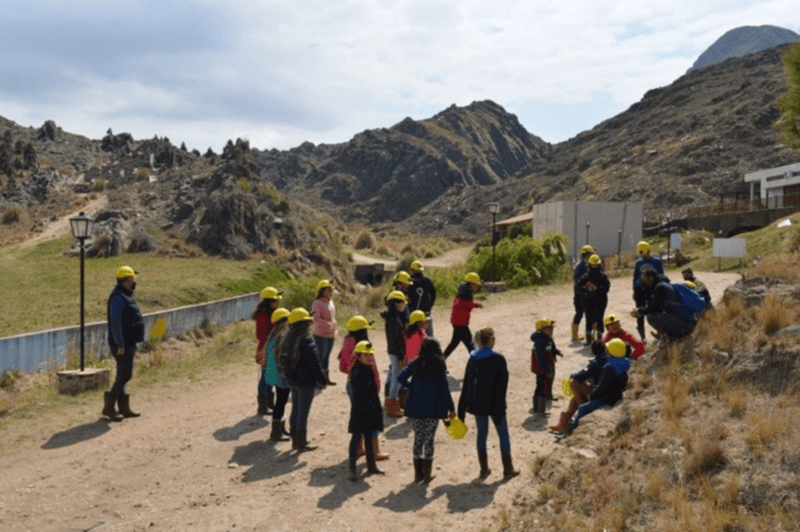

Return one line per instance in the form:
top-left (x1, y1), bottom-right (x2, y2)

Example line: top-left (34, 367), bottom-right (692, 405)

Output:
top-left (532, 201), bottom-right (643, 261)
top-left (744, 162), bottom-right (800, 209)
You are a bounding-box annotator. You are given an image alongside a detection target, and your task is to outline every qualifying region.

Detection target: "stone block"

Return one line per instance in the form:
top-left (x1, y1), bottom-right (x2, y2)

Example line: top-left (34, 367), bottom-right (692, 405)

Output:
top-left (57, 368), bottom-right (110, 395)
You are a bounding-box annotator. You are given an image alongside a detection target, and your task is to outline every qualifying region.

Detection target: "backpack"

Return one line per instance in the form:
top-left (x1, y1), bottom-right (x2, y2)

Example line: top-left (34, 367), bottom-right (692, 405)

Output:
top-left (665, 282), bottom-right (705, 321)
top-left (277, 337), bottom-right (300, 380)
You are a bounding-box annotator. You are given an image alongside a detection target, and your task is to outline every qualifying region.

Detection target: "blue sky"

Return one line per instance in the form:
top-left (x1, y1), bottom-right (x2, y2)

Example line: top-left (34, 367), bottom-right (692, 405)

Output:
top-left (1, 1), bottom-right (798, 151)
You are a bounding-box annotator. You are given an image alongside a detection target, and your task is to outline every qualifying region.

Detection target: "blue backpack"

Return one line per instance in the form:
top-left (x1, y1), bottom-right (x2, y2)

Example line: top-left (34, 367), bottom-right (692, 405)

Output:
top-left (665, 282), bottom-right (706, 321)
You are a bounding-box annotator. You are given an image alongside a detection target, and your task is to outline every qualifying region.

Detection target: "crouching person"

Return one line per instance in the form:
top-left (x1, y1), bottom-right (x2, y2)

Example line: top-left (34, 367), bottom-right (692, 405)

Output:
top-left (560, 338), bottom-right (630, 438)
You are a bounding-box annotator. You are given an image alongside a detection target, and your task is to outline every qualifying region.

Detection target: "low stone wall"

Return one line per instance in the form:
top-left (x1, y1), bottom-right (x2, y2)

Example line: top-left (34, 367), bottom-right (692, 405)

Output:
top-left (0, 292), bottom-right (261, 374)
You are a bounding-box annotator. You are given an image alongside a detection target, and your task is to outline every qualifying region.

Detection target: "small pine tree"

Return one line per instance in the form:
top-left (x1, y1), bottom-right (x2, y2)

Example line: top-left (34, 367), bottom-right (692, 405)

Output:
top-left (777, 42), bottom-right (800, 149)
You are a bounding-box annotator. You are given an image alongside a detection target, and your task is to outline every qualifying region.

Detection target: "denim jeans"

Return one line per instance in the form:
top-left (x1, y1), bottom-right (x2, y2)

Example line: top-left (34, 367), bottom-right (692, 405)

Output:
top-left (289, 385), bottom-right (316, 433)
top-left (257, 368), bottom-right (273, 396)
top-left (386, 354), bottom-right (402, 399)
top-left (474, 414), bottom-right (512, 455)
top-left (314, 336), bottom-right (335, 377)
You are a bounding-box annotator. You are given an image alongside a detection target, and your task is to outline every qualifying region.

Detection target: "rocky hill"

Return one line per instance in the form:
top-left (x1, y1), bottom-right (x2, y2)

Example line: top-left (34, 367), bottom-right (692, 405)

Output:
top-left (689, 25), bottom-right (799, 72)
top-left (2, 41), bottom-right (800, 252)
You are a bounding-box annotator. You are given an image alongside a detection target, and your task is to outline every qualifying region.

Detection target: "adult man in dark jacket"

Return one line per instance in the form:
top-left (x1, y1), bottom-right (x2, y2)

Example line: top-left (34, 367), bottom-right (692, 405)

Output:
top-left (632, 241), bottom-right (664, 342)
top-left (407, 260), bottom-right (437, 336)
top-left (104, 265), bottom-right (145, 422)
top-left (631, 265), bottom-right (697, 340)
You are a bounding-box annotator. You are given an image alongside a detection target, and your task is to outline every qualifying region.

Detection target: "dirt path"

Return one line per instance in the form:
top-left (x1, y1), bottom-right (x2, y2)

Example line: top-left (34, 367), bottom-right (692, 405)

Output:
top-left (0, 271), bottom-right (738, 532)
top-left (351, 247), bottom-right (471, 269)
top-left (20, 194), bottom-right (108, 248)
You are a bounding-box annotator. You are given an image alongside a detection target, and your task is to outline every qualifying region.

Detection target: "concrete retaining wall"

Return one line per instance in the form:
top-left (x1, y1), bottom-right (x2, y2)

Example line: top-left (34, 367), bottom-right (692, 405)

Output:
top-left (0, 292), bottom-right (261, 374)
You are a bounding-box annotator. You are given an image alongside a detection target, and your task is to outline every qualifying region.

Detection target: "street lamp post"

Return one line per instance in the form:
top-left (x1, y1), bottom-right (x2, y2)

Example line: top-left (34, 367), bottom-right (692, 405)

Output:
top-left (488, 202), bottom-right (500, 282)
top-left (69, 211), bottom-right (94, 372)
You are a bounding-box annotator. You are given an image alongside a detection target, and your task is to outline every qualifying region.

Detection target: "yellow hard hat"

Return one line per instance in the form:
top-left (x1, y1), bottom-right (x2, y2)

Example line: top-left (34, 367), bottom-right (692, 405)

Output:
top-left (115, 265), bottom-right (137, 279)
top-left (287, 308), bottom-right (313, 324)
top-left (410, 260), bottom-right (423, 271)
top-left (260, 286), bottom-right (282, 300)
top-left (604, 314), bottom-right (620, 326)
top-left (683, 281), bottom-right (697, 290)
top-left (315, 279), bottom-right (334, 292)
top-left (409, 310), bottom-right (428, 325)
top-left (636, 241), bottom-right (650, 255)
top-left (346, 315), bottom-right (371, 332)
top-left (606, 338), bottom-right (627, 358)
top-left (354, 340), bottom-right (376, 355)
top-left (464, 272), bottom-right (481, 284)
top-left (580, 245), bottom-right (594, 255)
top-left (271, 308), bottom-right (290, 324)
top-left (536, 317), bottom-right (554, 331)
top-left (395, 271), bottom-right (411, 285)
top-left (387, 290), bottom-right (407, 303)
top-left (588, 254), bottom-right (601, 265)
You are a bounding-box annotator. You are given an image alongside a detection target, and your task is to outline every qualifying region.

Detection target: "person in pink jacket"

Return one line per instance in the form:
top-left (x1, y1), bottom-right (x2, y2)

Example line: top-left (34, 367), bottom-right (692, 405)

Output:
top-left (404, 310), bottom-right (429, 365)
top-left (312, 279), bottom-right (338, 385)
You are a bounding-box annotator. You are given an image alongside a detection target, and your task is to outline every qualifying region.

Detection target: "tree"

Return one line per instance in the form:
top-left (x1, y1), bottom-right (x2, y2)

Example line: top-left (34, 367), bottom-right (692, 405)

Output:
top-left (777, 42), bottom-right (800, 149)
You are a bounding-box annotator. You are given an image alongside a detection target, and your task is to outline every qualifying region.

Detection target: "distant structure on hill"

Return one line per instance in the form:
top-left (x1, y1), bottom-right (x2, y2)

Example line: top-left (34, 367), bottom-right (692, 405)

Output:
top-left (689, 25), bottom-right (800, 72)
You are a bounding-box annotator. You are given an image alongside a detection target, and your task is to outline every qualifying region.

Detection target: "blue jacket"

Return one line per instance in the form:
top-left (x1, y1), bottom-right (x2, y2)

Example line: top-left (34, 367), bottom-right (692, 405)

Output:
top-left (398, 360), bottom-right (454, 419)
top-left (590, 357), bottom-right (630, 406)
top-left (571, 352), bottom-right (608, 386)
top-left (633, 256), bottom-right (664, 292)
top-left (107, 284), bottom-right (145, 350)
top-left (638, 279), bottom-right (698, 324)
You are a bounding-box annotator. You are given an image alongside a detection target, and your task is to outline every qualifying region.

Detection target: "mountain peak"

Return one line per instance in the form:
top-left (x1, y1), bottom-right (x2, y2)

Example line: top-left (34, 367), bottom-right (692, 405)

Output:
top-left (689, 24), bottom-right (799, 72)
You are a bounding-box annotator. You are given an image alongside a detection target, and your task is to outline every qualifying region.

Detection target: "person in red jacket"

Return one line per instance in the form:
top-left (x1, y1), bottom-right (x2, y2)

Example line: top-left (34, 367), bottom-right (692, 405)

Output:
top-left (443, 272), bottom-right (483, 359)
top-left (601, 314), bottom-right (646, 360)
top-left (252, 286), bottom-right (282, 416)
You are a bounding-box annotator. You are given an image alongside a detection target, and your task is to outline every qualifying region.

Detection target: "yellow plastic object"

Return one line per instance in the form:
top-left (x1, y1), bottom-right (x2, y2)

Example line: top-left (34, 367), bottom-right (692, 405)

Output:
top-left (149, 317), bottom-right (167, 341)
top-left (444, 417), bottom-right (468, 440)
top-left (561, 378), bottom-right (574, 398)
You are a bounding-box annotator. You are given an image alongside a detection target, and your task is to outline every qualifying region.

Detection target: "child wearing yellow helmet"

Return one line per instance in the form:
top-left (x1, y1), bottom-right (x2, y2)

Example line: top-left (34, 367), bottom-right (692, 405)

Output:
top-left (252, 286), bottom-right (283, 416)
top-left (404, 310), bottom-right (429, 365)
top-left (383, 290), bottom-right (410, 417)
top-left (442, 273), bottom-right (483, 360)
top-left (347, 341), bottom-right (386, 480)
top-left (264, 308), bottom-right (292, 442)
top-left (558, 339), bottom-right (631, 439)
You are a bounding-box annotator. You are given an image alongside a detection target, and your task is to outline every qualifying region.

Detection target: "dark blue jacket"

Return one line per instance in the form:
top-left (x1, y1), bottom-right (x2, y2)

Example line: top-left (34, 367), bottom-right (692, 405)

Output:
top-left (573, 259), bottom-right (588, 292)
top-left (571, 351), bottom-right (608, 386)
top-left (107, 284), bottom-right (145, 350)
top-left (638, 278), bottom-right (698, 324)
top-left (633, 256), bottom-right (664, 292)
top-left (577, 267), bottom-right (610, 306)
top-left (383, 304), bottom-right (409, 357)
top-left (590, 357), bottom-right (630, 406)
top-left (398, 360), bottom-right (454, 419)
top-left (530, 331), bottom-right (558, 375)
top-left (457, 347), bottom-right (508, 420)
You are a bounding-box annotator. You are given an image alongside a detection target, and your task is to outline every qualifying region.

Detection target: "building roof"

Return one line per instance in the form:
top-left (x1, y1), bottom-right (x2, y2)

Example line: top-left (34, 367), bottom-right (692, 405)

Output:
top-left (491, 212), bottom-right (533, 228)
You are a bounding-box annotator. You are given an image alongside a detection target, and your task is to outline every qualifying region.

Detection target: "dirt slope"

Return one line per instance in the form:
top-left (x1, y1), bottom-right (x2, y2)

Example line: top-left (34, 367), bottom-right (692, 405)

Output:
top-left (0, 271), bottom-right (738, 532)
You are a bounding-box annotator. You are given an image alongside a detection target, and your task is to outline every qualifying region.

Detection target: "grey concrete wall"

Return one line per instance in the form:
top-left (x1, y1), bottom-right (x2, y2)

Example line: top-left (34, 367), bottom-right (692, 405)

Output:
top-left (0, 293), bottom-right (261, 374)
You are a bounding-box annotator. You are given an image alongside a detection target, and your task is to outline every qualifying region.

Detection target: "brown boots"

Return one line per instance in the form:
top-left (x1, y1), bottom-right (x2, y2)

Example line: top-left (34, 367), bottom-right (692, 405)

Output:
top-left (117, 394), bottom-right (140, 418)
top-left (548, 412), bottom-right (570, 432)
top-left (385, 398), bottom-right (403, 418)
top-left (570, 323), bottom-right (584, 342)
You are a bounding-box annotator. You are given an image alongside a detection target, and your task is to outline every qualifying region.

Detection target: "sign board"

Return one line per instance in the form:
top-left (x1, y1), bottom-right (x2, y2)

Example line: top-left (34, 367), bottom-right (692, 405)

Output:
top-left (669, 232), bottom-right (682, 250)
top-left (713, 238), bottom-right (747, 258)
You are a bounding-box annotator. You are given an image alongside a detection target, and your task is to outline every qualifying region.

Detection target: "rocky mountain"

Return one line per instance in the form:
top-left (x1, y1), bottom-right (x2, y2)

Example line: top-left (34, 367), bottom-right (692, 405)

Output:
top-left (2, 40), bottom-right (800, 253)
top-left (689, 25), bottom-right (799, 72)
top-left (253, 100), bottom-right (550, 223)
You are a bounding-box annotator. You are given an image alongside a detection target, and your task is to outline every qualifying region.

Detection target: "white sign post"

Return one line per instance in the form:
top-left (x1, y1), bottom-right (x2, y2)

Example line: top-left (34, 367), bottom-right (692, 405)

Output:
top-left (713, 238), bottom-right (747, 271)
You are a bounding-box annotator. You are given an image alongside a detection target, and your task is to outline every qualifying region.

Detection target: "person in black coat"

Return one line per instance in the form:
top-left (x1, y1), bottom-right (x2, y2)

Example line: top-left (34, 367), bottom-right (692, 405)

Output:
top-left (348, 341), bottom-right (386, 481)
top-left (280, 308), bottom-right (328, 452)
top-left (407, 260), bottom-right (438, 336)
top-left (576, 254), bottom-right (610, 343)
top-left (457, 328), bottom-right (520, 481)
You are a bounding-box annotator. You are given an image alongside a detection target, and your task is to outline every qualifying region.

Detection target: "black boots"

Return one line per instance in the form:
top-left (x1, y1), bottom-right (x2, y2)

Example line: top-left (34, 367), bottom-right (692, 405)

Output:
top-left (413, 458), bottom-right (424, 483)
top-left (102, 392), bottom-right (123, 422)
top-left (366, 451), bottom-right (385, 476)
top-left (478, 452), bottom-right (491, 479)
top-left (348, 457), bottom-right (359, 481)
top-left (269, 420), bottom-right (290, 442)
top-left (292, 430), bottom-right (317, 452)
top-left (117, 394), bottom-right (140, 418)
top-left (420, 459), bottom-right (434, 483)
top-left (501, 454), bottom-right (520, 480)
top-left (257, 394), bottom-right (272, 416)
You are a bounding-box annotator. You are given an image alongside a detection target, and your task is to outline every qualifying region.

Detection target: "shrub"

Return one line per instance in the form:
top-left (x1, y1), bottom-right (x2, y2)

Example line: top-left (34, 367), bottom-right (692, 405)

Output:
top-left (428, 266), bottom-right (464, 301)
top-left (135, 167), bottom-right (152, 181)
top-left (354, 230), bottom-right (375, 250)
top-left (128, 227), bottom-right (160, 253)
top-left (464, 233), bottom-right (568, 288)
top-left (1, 204), bottom-right (22, 225)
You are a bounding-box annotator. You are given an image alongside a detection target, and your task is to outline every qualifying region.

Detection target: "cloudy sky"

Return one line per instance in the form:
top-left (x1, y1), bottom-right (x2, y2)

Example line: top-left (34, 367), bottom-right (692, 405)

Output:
top-left (1, 1), bottom-right (798, 152)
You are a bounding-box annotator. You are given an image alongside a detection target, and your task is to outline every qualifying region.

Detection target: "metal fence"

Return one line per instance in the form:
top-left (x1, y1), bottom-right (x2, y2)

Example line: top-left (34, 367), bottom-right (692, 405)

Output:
top-left (0, 292), bottom-right (261, 374)
top-left (687, 193), bottom-right (800, 218)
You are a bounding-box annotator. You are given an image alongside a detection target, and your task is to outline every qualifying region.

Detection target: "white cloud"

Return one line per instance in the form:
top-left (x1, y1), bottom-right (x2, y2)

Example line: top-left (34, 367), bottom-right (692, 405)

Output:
top-left (1, 0), bottom-right (798, 150)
